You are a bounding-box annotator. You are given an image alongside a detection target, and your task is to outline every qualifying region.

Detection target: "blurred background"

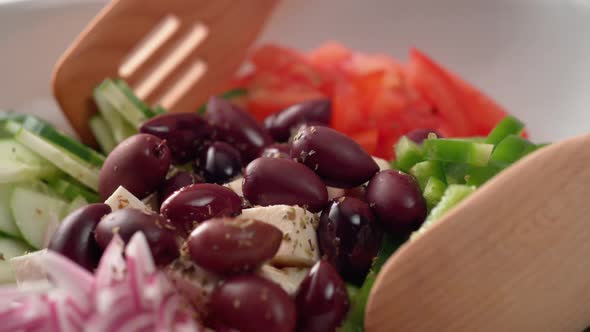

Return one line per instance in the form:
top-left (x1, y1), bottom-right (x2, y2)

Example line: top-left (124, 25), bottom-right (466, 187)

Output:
top-left (0, 0), bottom-right (589, 141)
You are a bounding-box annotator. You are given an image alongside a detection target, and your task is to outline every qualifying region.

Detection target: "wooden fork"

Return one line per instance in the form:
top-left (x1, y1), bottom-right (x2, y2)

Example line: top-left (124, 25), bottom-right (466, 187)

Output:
top-left (366, 132), bottom-right (590, 331)
top-left (52, 0), bottom-right (277, 145)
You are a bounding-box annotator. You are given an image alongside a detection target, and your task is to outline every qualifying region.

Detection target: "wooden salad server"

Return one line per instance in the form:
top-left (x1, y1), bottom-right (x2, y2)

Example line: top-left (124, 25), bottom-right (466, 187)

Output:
top-left (52, 0), bottom-right (277, 144)
top-left (366, 132), bottom-right (590, 331)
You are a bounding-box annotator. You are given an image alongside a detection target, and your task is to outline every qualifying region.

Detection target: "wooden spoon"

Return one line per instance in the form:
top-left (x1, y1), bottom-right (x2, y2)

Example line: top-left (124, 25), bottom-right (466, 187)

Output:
top-left (52, 0), bottom-right (277, 145)
top-left (366, 133), bottom-right (590, 331)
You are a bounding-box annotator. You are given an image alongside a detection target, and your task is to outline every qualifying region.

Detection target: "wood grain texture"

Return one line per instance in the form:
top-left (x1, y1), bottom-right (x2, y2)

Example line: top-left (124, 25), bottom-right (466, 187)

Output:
top-left (366, 133), bottom-right (590, 331)
top-left (52, 0), bottom-right (277, 144)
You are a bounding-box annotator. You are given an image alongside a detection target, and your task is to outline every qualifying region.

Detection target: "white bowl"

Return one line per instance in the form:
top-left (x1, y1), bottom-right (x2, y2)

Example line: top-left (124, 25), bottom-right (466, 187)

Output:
top-left (1, 0), bottom-right (589, 141)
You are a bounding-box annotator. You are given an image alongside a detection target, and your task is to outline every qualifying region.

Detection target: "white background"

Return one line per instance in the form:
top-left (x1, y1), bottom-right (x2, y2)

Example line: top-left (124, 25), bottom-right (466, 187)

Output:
top-left (0, 0), bottom-right (589, 141)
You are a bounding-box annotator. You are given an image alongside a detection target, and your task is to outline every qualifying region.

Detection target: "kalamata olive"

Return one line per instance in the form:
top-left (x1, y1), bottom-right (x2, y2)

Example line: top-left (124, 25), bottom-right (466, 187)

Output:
top-left (99, 134), bottom-right (171, 200)
top-left (291, 126), bottom-right (379, 188)
top-left (187, 217), bottom-right (282, 275)
top-left (160, 183), bottom-right (242, 235)
top-left (139, 112), bottom-right (212, 163)
top-left (209, 275), bottom-right (296, 332)
top-left (295, 260), bottom-right (349, 332)
top-left (48, 203), bottom-right (110, 271)
top-left (366, 170), bottom-right (427, 235)
top-left (206, 97), bottom-right (273, 162)
top-left (195, 141), bottom-right (242, 184)
top-left (243, 157), bottom-right (328, 212)
top-left (260, 143), bottom-right (290, 159)
top-left (406, 128), bottom-right (443, 144)
top-left (95, 208), bottom-right (178, 265)
top-left (157, 171), bottom-right (204, 204)
top-left (264, 99), bottom-right (332, 142)
top-left (318, 196), bottom-right (382, 284)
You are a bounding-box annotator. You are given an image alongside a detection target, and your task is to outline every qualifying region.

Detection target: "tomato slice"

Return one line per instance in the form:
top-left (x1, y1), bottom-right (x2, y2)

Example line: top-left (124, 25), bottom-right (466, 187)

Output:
top-left (248, 82), bottom-right (325, 121)
top-left (405, 49), bottom-right (509, 137)
top-left (235, 43), bottom-right (512, 160)
top-left (331, 82), bottom-right (368, 133)
top-left (350, 129), bottom-right (379, 155)
top-left (405, 49), bottom-right (471, 136)
top-left (251, 44), bottom-right (323, 88)
top-left (308, 42), bottom-right (352, 69)
top-left (445, 70), bottom-right (509, 135)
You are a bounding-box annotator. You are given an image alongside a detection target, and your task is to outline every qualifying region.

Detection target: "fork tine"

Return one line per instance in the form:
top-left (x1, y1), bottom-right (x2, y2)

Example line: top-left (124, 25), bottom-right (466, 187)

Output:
top-left (134, 22), bottom-right (209, 104)
top-left (53, 0), bottom-right (278, 144)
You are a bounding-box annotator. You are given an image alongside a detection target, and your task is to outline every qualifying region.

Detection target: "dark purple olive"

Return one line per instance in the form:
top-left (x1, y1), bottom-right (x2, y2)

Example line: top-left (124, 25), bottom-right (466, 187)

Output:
top-left (95, 208), bottom-right (178, 265)
top-left (291, 125), bottom-right (379, 188)
top-left (209, 275), bottom-right (296, 332)
top-left (195, 141), bottom-right (242, 184)
top-left (264, 99), bottom-right (332, 142)
top-left (187, 217), bottom-right (282, 275)
top-left (48, 203), bottom-right (111, 271)
top-left (318, 196), bottom-right (382, 284)
top-left (206, 97), bottom-right (273, 162)
top-left (99, 134), bottom-right (171, 200)
top-left (139, 112), bottom-right (212, 164)
top-left (295, 260), bottom-right (349, 332)
top-left (406, 128), bottom-right (443, 144)
top-left (160, 183), bottom-right (242, 235)
top-left (157, 171), bottom-right (204, 204)
top-left (243, 157), bottom-right (328, 212)
top-left (366, 170), bottom-right (427, 235)
top-left (260, 143), bottom-right (290, 159)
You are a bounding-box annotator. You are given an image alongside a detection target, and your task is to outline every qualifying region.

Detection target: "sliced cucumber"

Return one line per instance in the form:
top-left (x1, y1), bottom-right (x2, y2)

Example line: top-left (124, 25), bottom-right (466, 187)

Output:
top-left (0, 161), bottom-right (60, 184)
top-left (95, 79), bottom-right (149, 128)
top-left (0, 139), bottom-right (61, 183)
top-left (89, 114), bottom-right (116, 154)
top-left (114, 79), bottom-right (156, 118)
top-left (1, 111), bottom-right (105, 167)
top-left (5, 121), bottom-right (100, 190)
top-left (93, 87), bottom-right (137, 143)
top-left (0, 185), bottom-right (20, 238)
top-left (10, 186), bottom-right (68, 249)
top-left (0, 236), bottom-right (33, 283)
top-left (46, 177), bottom-right (100, 203)
top-left (18, 115), bottom-right (105, 167)
top-left (0, 138), bottom-right (44, 164)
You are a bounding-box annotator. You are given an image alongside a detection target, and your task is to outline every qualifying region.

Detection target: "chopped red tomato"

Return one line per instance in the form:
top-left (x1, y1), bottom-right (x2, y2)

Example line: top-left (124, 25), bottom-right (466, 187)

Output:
top-left (405, 49), bottom-right (509, 137)
top-left (350, 129), bottom-right (379, 155)
top-left (238, 45), bottom-right (326, 121)
top-left (235, 43), bottom-right (510, 159)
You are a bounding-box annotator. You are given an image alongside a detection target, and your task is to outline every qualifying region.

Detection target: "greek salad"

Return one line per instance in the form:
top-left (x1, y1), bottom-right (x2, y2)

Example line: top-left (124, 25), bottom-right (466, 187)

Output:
top-left (0, 43), bottom-right (545, 332)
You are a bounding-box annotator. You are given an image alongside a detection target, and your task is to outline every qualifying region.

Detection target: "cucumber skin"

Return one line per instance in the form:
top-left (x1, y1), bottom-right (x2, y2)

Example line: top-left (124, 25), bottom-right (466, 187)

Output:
top-left (5, 121), bottom-right (100, 191)
top-left (89, 115), bottom-right (116, 154)
top-left (0, 111), bottom-right (105, 167)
